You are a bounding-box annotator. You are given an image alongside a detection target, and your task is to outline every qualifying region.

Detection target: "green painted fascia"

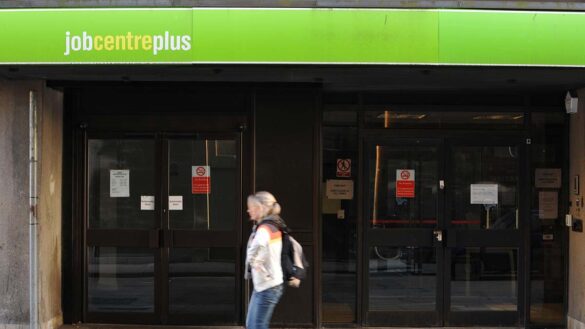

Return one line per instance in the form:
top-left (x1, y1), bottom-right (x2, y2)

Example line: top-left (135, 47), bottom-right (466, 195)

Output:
top-left (439, 10), bottom-right (585, 66)
top-left (0, 8), bottom-right (585, 66)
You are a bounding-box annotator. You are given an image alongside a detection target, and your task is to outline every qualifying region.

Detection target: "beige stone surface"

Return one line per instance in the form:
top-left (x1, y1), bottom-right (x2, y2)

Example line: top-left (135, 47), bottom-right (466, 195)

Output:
top-left (569, 89), bottom-right (585, 326)
top-left (38, 85), bottom-right (64, 329)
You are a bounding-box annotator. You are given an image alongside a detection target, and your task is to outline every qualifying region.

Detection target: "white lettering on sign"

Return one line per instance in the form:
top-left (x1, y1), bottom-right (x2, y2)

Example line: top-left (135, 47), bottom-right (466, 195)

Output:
top-left (64, 31), bottom-right (192, 56)
top-left (192, 165), bottom-right (211, 194)
top-left (110, 169), bottom-right (130, 198)
top-left (396, 169), bottom-right (415, 198)
top-left (470, 184), bottom-right (498, 205)
top-left (326, 179), bottom-right (354, 200)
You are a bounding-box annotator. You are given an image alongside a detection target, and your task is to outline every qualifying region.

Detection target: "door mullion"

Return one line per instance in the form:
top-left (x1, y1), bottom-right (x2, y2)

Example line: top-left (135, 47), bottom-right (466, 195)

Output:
top-left (159, 135), bottom-right (170, 324)
top-left (437, 139), bottom-right (447, 326)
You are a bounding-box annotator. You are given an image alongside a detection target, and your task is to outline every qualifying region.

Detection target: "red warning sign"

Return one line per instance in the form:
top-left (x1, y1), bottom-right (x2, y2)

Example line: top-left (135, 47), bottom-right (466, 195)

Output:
top-left (396, 169), bottom-right (415, 198)
top-left (192, 165), bottom-right (211, 194)
top-left (336, 159), bottom-right (351, 177)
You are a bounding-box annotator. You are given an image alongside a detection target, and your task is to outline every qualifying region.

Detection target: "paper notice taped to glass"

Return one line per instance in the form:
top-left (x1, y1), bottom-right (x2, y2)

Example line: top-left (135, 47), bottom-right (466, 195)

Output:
top-left (326, 179), bottom-right (354, 200)
top-left (470, 184), bottom-right (498, 204)
top-left (110, 169), bottom-right (130, 197)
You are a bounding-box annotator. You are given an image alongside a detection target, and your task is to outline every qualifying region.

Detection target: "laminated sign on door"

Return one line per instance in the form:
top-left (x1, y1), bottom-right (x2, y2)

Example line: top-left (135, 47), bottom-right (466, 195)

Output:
top-left (192, 165), bottom-right (211, 194)
top-left (396, 169), bottom-right (415, 198)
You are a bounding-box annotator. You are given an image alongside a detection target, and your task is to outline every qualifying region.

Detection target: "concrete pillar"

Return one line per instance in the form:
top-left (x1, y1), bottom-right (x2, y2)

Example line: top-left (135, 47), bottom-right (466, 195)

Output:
top-left (568, 88), bottom-right (585, 329)
top-left (0, 81), bottom-right (63, 329)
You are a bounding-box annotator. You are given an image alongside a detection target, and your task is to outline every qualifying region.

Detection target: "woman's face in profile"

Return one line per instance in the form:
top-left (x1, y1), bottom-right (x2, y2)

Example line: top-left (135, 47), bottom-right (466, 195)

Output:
top-left (247, 201), bottom-right (263, 221)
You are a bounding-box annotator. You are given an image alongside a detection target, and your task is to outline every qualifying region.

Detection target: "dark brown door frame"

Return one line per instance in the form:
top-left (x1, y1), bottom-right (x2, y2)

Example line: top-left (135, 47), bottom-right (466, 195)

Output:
top-left (72, 113), bottom-right (249, 325)
top-left (358, 130), bottom-right (528, 327)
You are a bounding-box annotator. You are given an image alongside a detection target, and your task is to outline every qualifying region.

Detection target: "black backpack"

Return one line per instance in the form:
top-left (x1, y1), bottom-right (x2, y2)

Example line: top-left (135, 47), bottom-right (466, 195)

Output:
top-left (262, 220), bottom-right (309, 287)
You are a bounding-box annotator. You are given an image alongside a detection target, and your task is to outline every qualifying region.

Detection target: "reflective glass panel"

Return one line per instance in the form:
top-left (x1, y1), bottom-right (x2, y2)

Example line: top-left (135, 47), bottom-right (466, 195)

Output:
top-left (322, 127), bottom-right (357, 323)
top-left (451, 248), bottom-right (518, 311)
top-left (369, 144), bottom-right (438, 228)
top-left (169, 248), bottom-right (236, 321)
top-left (451, 146), bottom-right (519, 230)
top-left (369, 247), bottom-right (437, 311)
top-left (168, 139), bottom-right (237, 230)
top-left (365, 111), bottom-right (524, 130)
top-left (87, 247), bottom-right (155, 313)
top-left (88, 139), bottom-right (156, 229)
top-left (530, 112), bottom-right (566, 326)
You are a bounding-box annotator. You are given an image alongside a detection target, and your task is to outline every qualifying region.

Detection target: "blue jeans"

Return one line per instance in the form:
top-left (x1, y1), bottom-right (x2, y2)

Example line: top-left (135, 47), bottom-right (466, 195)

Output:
top-left (246, 284), bottom-right (284, 329)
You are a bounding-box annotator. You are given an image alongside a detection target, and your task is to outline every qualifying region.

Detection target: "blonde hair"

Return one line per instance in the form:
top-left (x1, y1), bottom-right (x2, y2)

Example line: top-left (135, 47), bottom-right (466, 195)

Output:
top-left (247, 191), bottom-right (281, 218)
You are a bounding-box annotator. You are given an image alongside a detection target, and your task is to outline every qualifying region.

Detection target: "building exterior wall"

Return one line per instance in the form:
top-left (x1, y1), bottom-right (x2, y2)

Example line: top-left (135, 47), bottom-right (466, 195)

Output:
top-left (0, 81), bottom-right (35, 329)
top-left (568, 89), bottom-right (585, 329)
top-left (38, 86), bottom-right (63, 329)
top-left (0, 81), bottom-right (63, 329)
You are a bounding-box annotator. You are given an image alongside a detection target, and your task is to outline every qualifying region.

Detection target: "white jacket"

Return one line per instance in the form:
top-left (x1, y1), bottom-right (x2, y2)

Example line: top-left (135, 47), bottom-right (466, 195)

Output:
top-left (245, 218), bottom-right (284, 292)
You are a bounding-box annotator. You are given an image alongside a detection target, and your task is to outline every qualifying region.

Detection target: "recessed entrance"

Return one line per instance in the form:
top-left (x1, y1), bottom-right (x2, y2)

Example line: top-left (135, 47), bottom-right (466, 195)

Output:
top-left (363, 136), bottom-right (525, 326)
top-left (81, 120), bottom-right (245, 325)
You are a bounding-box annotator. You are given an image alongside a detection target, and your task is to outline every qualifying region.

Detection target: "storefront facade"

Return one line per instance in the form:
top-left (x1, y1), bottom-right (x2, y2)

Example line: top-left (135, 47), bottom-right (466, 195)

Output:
top-left (0, 4), bottom-right (583, 329)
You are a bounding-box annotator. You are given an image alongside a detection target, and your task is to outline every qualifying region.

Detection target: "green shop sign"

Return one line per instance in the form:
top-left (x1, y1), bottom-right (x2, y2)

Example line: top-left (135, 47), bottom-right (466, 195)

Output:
top-left (1, 8), bottom-right (585, 66)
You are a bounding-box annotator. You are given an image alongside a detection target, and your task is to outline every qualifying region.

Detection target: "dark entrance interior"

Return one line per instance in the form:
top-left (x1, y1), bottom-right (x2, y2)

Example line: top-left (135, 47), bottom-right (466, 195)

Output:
top-left (321, 94), bottom-right (568, 328)
top-left (84, 131), bottom-right (242, 325)
top-left (363, 135), bottom-right (525, 326)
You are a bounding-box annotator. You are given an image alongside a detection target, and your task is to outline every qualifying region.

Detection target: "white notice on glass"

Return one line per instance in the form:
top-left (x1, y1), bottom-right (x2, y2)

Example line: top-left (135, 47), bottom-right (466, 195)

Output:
top-left (140, 196), bottom-right (155, 211)
top-left (326, 180), bottom-right (354, 200)
top-left (470, 184), bottom-right (498, 204)
top-left (169, 195), bottom-right (183, 211)
top-left (539, 191), bottom-right (558, 219)
top-left (535, 168), bottom-right (562, 189)
top-left (110, 170), bottom-right (130, 197)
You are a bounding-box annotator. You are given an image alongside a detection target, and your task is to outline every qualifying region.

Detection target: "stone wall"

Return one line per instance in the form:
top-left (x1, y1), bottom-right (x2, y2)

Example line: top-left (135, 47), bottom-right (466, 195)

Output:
top-left (568, 88), bottom-right (585, 329)
top-left (0, 81), bottom-right (63, 329)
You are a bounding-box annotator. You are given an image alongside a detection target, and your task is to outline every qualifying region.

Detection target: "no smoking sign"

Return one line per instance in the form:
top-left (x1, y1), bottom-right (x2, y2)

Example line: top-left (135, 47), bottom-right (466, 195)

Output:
top-left (336, 159), bottom-right (351, 177)
top-left (396, 169), bottom-right (415, 198)
top-left (192, 165), bottom-right (211, 194)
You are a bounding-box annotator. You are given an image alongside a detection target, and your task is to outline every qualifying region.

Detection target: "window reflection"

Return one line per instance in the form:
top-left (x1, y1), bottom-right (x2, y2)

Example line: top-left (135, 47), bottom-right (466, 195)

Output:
top-left (451, 248), bottom-right (518, 312)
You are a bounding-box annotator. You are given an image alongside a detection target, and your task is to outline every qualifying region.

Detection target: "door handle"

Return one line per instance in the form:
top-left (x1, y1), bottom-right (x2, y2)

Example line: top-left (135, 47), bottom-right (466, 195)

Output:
top-left (433, 230), bottom-right (443, 242)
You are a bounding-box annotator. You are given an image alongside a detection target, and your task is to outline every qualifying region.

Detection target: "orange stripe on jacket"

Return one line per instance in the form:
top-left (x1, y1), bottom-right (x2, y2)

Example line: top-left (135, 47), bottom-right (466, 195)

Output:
top-left (258, 224), bottom-right (282, 243)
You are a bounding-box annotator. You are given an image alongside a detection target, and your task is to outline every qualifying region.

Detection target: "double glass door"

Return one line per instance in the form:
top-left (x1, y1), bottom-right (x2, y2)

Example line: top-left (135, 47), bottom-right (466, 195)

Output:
top-left (364, 136), bottom-right (525, 326)
top-left (84, 133), bottom-right (241, 325)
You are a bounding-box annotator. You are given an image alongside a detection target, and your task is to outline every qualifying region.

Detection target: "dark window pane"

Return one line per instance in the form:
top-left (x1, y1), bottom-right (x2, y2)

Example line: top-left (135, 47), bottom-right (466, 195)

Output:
top-left (451, 248), bottom-right (518, 312)
top-left (88, 247), bottom-right (155, 313)
top-left (322, 127), bottom-right (357, 323)
top-left (368, 144), bottom-right (438, 229)
top-left (530, 112), bottom-right (566, 326)
top-left (451, 146), bottom-right (519, 230)
top-left (168, 139), bottom-right (237, 231)
top-left (88, 139), bottom-right (156, 229)
top-left (369, 246), bottom-right (437, 311)
top-left (169, 248), bottom-right (236, 322)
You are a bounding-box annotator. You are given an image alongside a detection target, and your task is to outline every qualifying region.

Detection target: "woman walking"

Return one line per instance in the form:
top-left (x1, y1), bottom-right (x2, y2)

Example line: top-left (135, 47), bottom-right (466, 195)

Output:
top-left (245, 191), bottom-right (285, 329)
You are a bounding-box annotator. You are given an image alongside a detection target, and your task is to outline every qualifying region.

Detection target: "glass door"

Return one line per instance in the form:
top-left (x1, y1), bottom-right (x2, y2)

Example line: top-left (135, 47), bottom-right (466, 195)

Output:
top-left (363, 136), bottom-right (525, 327)
top-left (164, 134), bottom-right (241, 325)
top-left (444, 138), bottom-right (524, 326)
top-left (85, 135), bottom-right (160, 324)
top-left (363, 137), bottom-right (444, 326)
top-left (84, 132), bottom-right (242, 325)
